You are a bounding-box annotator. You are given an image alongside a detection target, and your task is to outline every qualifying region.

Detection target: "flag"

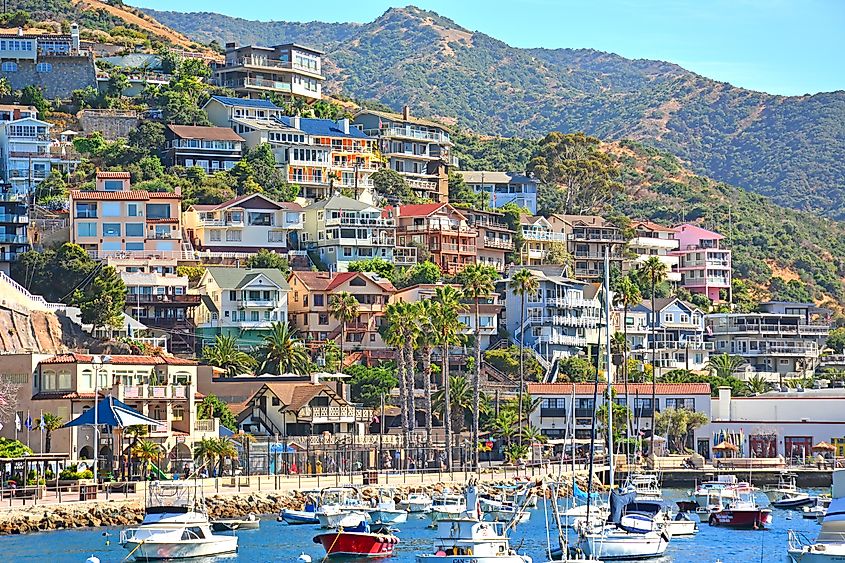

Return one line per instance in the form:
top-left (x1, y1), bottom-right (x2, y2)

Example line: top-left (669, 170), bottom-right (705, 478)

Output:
top-left (25, 413), bottom-right (32, 431)
top-left (14, 413), bottom-right (21, 432)
top-left (39, 412), bottom-right (46, 433)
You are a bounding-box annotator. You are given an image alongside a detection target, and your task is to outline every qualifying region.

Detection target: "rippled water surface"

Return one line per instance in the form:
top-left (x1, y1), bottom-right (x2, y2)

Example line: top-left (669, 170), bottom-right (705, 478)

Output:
top-left (0, 489), bottom-right (822, 563)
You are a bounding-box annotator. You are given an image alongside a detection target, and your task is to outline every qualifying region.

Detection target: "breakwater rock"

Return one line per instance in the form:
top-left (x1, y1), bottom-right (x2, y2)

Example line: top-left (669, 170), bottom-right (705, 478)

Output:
top-left (0, 499), bottom-right (145, 534)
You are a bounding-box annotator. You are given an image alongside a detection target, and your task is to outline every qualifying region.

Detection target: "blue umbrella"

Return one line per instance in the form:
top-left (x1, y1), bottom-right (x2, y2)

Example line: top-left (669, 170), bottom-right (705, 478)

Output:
top-left (62, 395), bottom-right (163, 428)
top-left (218, 426), bottom-right (235, 437)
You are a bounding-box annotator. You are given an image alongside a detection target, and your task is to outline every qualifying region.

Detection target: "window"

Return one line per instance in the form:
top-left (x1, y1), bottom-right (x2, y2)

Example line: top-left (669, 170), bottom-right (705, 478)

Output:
top-left (75, 202), bottom-right (97, 218)
top-left (103, 180), bottom-right (124, 191)
top-left (36, 62), bottom-right (52, 73)
top-left (77, 222), bottom-right (96, 237)
top-left (314, 294), bottom-right (324, 307)
top-left (226, 230), bottom-right (241, 242)
top-left (173, 405), bottom-right (184, 421)
top-left (248, 212), bottom-right (272, 226)
top-left (1, 62), bottom-right (17, 72)
top-left (251, 311), bottom-right (259, 322)
top-left (126, 242), bottom-right (144, 250)
top-left (101, 202), bottom-right (120, 217)
top-left (318, 313), bottom-right (329, 325)
top-left (127, 203), bottom-right (139, 217)
top-left (102, 223), bottom-right (121, 237)
top-left (210, 230), bottom-right (221, 241)
top-left (145, 204), bottom-right (171, 219)
top-left (126, 223), bottom-right (144, 237)
top-left (229, 291), bottom-right (237, 301)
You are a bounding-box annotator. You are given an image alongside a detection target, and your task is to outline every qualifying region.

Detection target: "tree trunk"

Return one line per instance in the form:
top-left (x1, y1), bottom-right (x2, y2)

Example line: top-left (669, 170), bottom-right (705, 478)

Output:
top-left (518, 293), bottom-right (526, 446)
top-left (46, 431), bottom-right (52, 454)
top-left (423, 345), bottom-right (433, 440)
top-left (473, 297), bottom-right (481, 471)
top-left (650, 279), bottom-right (656, 458)
top-left (622, 304), bottom-right (631, 460)
top-left (397, 347), bottom-right (408, 438)
top-left (442, 342), bottom-right (452, 471)
top-left (339, 322), bottom-right (345, 364)
top-left (405, 340), bottom-right (416, 436)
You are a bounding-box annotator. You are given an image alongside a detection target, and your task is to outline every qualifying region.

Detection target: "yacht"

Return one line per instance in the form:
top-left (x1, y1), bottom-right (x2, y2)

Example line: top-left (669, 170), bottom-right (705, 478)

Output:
top-left (120, 482), bottom-right (238, 560)
top-left (788, 469), bottom-right (845, 562)
top-left (689, 474), bottom-right (752, 511)
top-left (368, 488), bottom-right (408, 525)
top-left (428, 491), bottom-right (467, 525)
top-left (623, 473), bottom-right (662, 501)
top-left (399, 491), bottom-right (434, 513)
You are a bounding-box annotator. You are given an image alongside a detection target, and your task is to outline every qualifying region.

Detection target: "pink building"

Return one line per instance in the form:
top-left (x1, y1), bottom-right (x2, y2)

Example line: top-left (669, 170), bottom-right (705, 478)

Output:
top-left (671, 223), bottom-right (731, 302)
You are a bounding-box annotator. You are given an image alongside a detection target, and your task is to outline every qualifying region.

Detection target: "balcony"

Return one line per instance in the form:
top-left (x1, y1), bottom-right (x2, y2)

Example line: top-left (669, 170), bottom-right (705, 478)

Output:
top-left (402, 223), bottom-right (475, 234)
top-left (394, 246), bottom-right (417, 266)
top-left (574, 251), bottom-right (624, 260)
top-left (574, 408), bottom-right (594, 418)
top-left (540, 408), bottom-right (567, 418)
top-left (7, 169), bottom-right (48, 179)
top-left (298, 405), bottom-right (373, 423)
top-left (708, 322), bottom-right (829, 336)
top-left (239, 299), bottom-right (282, 308)
top-left (228, 77), bottom-right (292, 92)
top-left (224, 56), bottom-right (323, 78)
top-left (0, 234), bottom-right (27, 244)
top-left (0, 213), bottom-right (28, 224)
top-left (522, 229), bottom-right (567, 242)
top-left (325, 216), bottom-right (396, 227)
top-left (546, 296), bottom-right (600, 309)
top-left (405, 177), bottom-right (441, 193)
top-left (120, 384), bottom-right (191, 401)
top-left (569, 232), bottom-right (626, 242)
top-left (196, 218), bottom-right (244, 228)
top-left (366, 126), bottom-right (449, 143)
top-left (194, 418), bottom-right (219, 434)
top-left (629, 236), bottom-right (678, 250)
top-left (126, 294), bottom-right (201, 306)
top-left (289, 174), bottom-right (329, 186)
top-left (483, 237), bottom-right (514, 250)
top-left (372, 236), bottom-right (396, 246)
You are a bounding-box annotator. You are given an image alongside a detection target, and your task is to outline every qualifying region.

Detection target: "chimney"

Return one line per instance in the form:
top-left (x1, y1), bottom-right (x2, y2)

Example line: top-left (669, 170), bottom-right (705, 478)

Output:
top-left (717, 385), bottom-right (731, 421)
top-left (402, 105), bottom-right (410, 120)
top-left (17, 27), bottom-right (23, 37)
top-left (174, 184), bottom-right (182, 197)
top-left (311, 371), bottom-right (320, 385)
top-left (291, 115), bottom-right (300, 130)
top-left (70, 23), bottom-right (80, 53)
top-left (341, 118), bottom-right (350, 135)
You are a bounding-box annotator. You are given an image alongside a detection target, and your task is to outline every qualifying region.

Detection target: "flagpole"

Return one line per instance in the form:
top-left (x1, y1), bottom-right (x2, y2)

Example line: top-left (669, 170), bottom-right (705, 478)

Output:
top-left (26, 410), bottom-right (30, 448)
top-left (39, 409), bottom-right (43, 454)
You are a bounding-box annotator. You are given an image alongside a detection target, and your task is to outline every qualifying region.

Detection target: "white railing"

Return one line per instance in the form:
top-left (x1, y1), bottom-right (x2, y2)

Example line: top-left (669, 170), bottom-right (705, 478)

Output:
top-left (87, 250), bottom-right (197, 261)
top-left (194, 418), bottom-right (219, 433)
top-left (521, 229), bottom-right (567, 242)
top-left (546, 296), bottom-right (600, 309)
top-left (483, 237), bottom-right (514, 250)
top-left (325, 216), bottom-right (396, 227)
top-left (299, 405), bottom-right (373, 421)
top-left (0, 270), bottom-right (65, 311)
top-left (120, 384), bottom-right (190, 400)
top-left (365, 127), bottom-right (449, 143)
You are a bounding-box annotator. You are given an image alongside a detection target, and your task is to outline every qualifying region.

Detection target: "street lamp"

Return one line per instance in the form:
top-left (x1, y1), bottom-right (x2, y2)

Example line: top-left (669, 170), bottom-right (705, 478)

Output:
top-left (92, 355), bottom-right (112, 483)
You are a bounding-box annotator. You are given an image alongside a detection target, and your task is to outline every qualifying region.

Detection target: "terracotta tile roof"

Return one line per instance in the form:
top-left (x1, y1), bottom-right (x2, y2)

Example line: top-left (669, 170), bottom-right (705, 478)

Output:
top-left (289, 271), bottom-right (335, 291)
top-left (70, 190), bottom-right (181, 201)
top-left (96, 171), bottom-right (131, 179)
top-left (166, 124), bottom-right (245, 142)
top-left (145, 218), bottom-right (179, 224)
top-left (397, 203), bottom-right (447, 217)
top-left (527, 383), bottom-right (712, 395)
top-left (633, 220), bottom-right (677, 233)
top-left (40, 353), bottom-right (94, 364)
top-left (261, 383), bottom-right (346, 411)
top-left (39, 354), bottom-right (196, 366)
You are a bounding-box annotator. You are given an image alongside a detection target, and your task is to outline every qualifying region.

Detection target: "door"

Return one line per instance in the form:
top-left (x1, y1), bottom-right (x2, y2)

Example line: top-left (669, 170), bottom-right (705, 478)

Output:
top-left (697, 438), bottom-right (710, 459)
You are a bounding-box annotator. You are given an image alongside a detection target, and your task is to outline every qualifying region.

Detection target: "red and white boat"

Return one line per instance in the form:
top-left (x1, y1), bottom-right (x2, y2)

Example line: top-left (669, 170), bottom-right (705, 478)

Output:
top-left (707, 491), bottom-right (772, 529)
top-left (313, 522), bottom-right (399, 558)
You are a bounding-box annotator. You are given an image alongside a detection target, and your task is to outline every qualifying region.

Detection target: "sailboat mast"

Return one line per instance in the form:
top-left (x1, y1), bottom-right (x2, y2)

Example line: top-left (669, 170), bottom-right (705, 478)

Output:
top-left (604, 247), bottom-right (615, 488)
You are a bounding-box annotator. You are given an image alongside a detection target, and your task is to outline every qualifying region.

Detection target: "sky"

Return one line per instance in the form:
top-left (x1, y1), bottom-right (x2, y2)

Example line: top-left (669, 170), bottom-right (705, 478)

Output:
top-left (128, 0), bottom-right (845, 96)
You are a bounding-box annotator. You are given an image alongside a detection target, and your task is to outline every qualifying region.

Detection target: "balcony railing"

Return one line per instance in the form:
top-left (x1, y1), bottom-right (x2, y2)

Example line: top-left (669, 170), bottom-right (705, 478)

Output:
top-left (120, 384), bottom-right (190, 400)
top-left (0, 214), bottom-right (27, 224)
top-left (365, 126), bottom-right (449, 143)
top-left (402, 223), bottom-right (475, 234)
top-left (483, 237), bottom-right (514, 250)
top-left (325, 216), bottom-right (396, 227)
top-left (574, 408), bottom-right (594, 418)
top-left (0, 234), bottom-right (27, 244)
top-left (545, 296), bottom-right (600, 309)
top-left (225, 56), bottom-right (323, 76)
top-left (521, 229), bottom-right (567, 242)
top-left (227, 77), bottom-right (292, 92)
top-left (240, 299), bottom-right (282, 308)
top-left (569, 232), bottom-right (626, 242)
top-left (126, 294), bottom-right (201, 305)
top-left (196, 218), bottom-right (245, 227)
top-left (394, 246), bottom-right (417, 266)
top-left (540, 408), bottom-right (567, 418)
top-left (298, 405), bottom-right (373, 422)
top-left (194, 418), bottom-right (219, 433)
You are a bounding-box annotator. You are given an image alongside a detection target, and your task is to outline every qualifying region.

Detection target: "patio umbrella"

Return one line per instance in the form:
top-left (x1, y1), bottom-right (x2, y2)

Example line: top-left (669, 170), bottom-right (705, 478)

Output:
top-left (713, 440), bottom-right (739, 452)
top-left (62, 395), bottom-right (163, 429)
top-left (812, 441), bottom-right (837, 452)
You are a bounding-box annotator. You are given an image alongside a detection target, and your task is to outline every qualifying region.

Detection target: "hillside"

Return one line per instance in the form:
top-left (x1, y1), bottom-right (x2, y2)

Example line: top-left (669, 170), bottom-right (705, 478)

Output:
top-left (146, 6), bottom-right (845, 219)
top-left (455, 134), bottom-right (845, 307)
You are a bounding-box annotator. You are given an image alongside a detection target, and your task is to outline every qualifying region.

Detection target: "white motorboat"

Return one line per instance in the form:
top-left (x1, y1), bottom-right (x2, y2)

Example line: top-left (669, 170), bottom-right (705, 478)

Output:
top-left (315, 486), bottom-right (370, 529)
top-left (120, 482), bottom-right (237, 561)
top-left (624, 498), bottom-right (698, 538)
top-left (400, 491), bottom-right (433, 513)
top-left (368, 489), bottom-right (408, 525)
top-left (764, 472), bottom-right (802, 502)
top-left (417, 491), bottom-right (531, 563)
top-left (788, 469), bottom-right (845, 563)
top-left (428, 492), bottom-right (467, 525)
top-left (317, 506), bottom-right (370, 529)
top-left (489, 502), bottom-right (531, 525)
top-left (563, 502), bottom-right (609, 529)
top-left (623, 473), bottom-right (663, 501)
top-left (578, 524), bottom-right (670, 561)
top-left (211, 513), bottom-right (260, 531)
top-left (689, 474), bottom-right (751, 509)
top-left (279, 493), bottom-right (320, 525)
top-left (773, 491), bottom-right (817, 510)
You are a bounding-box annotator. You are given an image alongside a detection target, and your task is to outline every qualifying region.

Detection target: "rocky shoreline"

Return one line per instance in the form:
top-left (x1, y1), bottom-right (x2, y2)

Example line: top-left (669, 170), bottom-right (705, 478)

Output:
top-left (0, 476), bottom-right (582, 535)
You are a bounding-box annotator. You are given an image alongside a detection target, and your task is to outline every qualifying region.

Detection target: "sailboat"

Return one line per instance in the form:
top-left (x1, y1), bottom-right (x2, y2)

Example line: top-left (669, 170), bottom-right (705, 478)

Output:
top-left (575, 251), bottom-right (671, 560)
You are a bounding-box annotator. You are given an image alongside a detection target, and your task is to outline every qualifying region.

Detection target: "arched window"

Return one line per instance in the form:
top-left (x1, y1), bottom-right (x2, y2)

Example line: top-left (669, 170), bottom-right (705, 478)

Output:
top-left (58, 369), bottom-right (71, 390)
top-left (173, 404), bottom-right (184, 421)
top-left (42, 369), bottom-right (56, 391)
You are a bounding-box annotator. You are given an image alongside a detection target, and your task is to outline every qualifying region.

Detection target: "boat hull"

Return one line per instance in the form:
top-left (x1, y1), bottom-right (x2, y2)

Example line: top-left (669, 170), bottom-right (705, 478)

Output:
top-left (369, 509), bottom-right (408, 525)
top-left (665, 518), bottom-right (698, 537)
top-left (417, 556), bottom-right (531, 563)
top-left (787, 547), bottom-right (845, 563)
top-left (579, 530), bottom-right (669, 560)
top-left (318, 511), bottom-right (369, 529)
top-left (773, 496), bottom-right (816, 510)
top-left (124, 537), bottom-right (238, 560)
top-left (279, 509), bottom-right (319, 525)
top-left (314, 532), bottom-right (398, 558)
top-left (708, 508), bottom-right (772, 529)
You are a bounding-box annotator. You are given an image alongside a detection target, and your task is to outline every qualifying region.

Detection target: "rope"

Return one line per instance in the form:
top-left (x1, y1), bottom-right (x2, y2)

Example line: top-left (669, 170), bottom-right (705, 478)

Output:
top-left (321, 526), bottom-right (345, 562)
top-left (122, 538), bottom-right (146, 562)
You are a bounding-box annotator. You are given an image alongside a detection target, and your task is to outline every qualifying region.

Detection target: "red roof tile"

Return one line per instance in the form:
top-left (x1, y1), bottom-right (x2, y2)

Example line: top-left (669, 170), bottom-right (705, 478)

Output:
top-left (527, 383), bottom-right (712, 395)
top-left (145, 218), bottom-right (179, 224)
top-left (40, 354), bottom-right (196, 366)
top-left (397, 203), bottom-right (446, 217)
top-left (325, 272), bottom-right (357, 291)
top-left (96, 171), bottom-right (131, 179)
top-left (166, 124), bottom-right (245, 142)
top-left (40, 353), bottom-right (94, 364)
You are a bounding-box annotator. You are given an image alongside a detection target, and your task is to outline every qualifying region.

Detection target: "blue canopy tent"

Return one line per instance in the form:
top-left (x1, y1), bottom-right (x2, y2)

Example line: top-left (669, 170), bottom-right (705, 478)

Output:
top-left (62, 396), bottom-right (163, 429)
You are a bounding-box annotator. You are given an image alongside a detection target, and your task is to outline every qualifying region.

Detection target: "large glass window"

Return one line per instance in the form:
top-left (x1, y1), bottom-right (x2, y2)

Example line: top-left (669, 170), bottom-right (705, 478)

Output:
top-left (248, 212), bottom-right (272, 226)
top-left (126, 223), bottom-right (144, 237)
top-left (77, 222), bottom-right (96, 237)
top-left (145, 204), bottom-right (171, 219)
top-left (101, 202), bottom-right (120, 217)
top-left (75, 202), bottom-right (97, 218)
top-left (103, 223), bottom-right (121, 237)
top-left (103, 180), bottom-right (124, 191)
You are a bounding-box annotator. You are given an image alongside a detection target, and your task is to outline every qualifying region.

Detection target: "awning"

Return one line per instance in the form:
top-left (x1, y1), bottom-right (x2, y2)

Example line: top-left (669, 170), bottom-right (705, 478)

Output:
top-left (219, 426), bottom-right (234, 437)
top-left (62, 395), bottom-right (162, 428)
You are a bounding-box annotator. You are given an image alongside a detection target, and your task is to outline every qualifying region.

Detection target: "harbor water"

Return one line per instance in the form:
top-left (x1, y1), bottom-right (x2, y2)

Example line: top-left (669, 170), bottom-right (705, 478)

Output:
top-left (0, 489), bottom-right (821, 562)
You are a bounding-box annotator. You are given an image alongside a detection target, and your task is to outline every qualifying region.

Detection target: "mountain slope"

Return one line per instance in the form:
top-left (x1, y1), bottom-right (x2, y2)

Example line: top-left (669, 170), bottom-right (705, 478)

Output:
top-left (147, 6), bottom-right (845, 218)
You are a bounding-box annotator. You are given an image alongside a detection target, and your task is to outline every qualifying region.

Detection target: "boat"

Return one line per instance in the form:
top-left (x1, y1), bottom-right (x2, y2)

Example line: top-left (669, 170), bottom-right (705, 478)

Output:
top-left (119, 482), bottom-right (238, 560)
top-left (316, 486), bottom-right (371, 529)
top-left (689, 474), bottom-right (752, 509)
top-left (416, 488), bottom-right (531, 563)
top-left (623, 473), bottom-right (663, 501)
top-left (313, 520), bottom-right (399, 559)
top-left (399, 491), bottom-right (433, 513)
top-left (279, 492), bottom-right (321, 525)
top-left (428, 492), bottom-right (467, 525)
top-left (489, 501), bottom-right (531, 525)
top-left (788, 469), bottom-right (845, 562)
top-left (368, 489), bottom-right (408, 525)
top-left (211, 513), bottom-right (260, 531)
top-left (772, 491), bottom-right (817, 510)
top-left (763, 472), bottom-right (802, 502)
top-left (707, 490), bottom-right (772, 529)
top-left (623, 499), bottom-right (697, 538)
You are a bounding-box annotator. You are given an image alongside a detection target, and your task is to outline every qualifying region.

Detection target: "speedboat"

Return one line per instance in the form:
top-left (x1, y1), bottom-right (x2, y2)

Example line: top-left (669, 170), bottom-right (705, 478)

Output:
top-left (623, 473), bottom-right (663, 501)
top-left (707, 491), bottom-right (772, 529)
top-left (428, 492), bottom-right (467, 525)
top-left (690, 474), bottom-right (751, 509)
top-left (417, 513), bottom-right (531, 563)
top-left (120, 482), bottom-right (237, 560)
top-left (400, 491), bottom-right (433, 513)
top-left (763, 472), bottom-right (801, 502)
top-left (576, 490), bottom-right (670, 560)
top-left (318, 506), bottom-right (370, 530)
top-left (773, 491), bottom-right (817, 510)
top-left (211, 513), bottom-right (260, 531)
top-left (314, 520), bottom-right (399, 558)
top-left (316, 486), bottom-right (370, 529)
top-left (280, 492), bottom-right (320, 525)
top-left (623, 499), bottom-right (697, 538)
top-left (788, 469), bottom-right (845, 562)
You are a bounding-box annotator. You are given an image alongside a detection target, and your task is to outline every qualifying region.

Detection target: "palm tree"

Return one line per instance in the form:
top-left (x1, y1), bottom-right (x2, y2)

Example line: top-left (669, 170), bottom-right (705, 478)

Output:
top-left (639, 256), bottom-right (668, 457)
top-left (202, 334), bottom-right (257, 377)
top-left (432, 285), bottom-right (466, 470)
top-left (613, 274), bottom-right (641, 448)
top-left (416, 299), bottom-right (439, 439)
top-left (329, 291), bottom-right (359, 363)
top-left (132, 440), bottom-right (162, 480)
top-left (258, 322), bottom-right (310, 375)
top-left (37, 412), bottom-right (63, 453)
top-left (706, 353), bottom-right (747, 378)
top-left (521, 424), bottom-right (548, 444)
top-left (231, 432), bottom-right (256, 475)
top-left (403, 302), bottom-right (421, 435)
top-left (193, 437), bottom-right (219, 475)
top-left (489, 410), bottom-right (519, 447)
top-left (461, 264), bottom-right (497, 470)
top-left (510, 268), bottom-right (538, 445)
top-left (214, 437), bottom-right (238, 476)
top-left (432, 375), bottom-right (473, 432)
top-left (384, 302), bottom-right (412, 438)
top-left (746, 374), bottom-right (769, 395)
top-left (124, 424), bottom-right (148, 478)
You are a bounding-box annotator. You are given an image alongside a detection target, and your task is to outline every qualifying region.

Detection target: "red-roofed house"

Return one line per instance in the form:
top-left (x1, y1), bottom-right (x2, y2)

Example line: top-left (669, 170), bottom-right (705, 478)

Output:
top-left (670, 223), bottom-right (732, 302)
top-left (288, 270), bottom-right (396, 356)
top-left (70, 171), bottom-right (183, 260)
top-left (395, 202), bottom-right (477, 274)
top-left (527, 382), bottom-right (712, 450)
top-left (162, 124), bottom-right (244, 172)
top-left (182, 193), bottom-right (304, 255)
top-left (11, 353), bottom-right (221, 473)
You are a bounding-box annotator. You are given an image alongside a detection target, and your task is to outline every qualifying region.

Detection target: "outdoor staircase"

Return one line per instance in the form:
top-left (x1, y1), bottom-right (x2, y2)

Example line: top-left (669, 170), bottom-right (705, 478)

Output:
top-left (180, 229), bottom-right (197, 260)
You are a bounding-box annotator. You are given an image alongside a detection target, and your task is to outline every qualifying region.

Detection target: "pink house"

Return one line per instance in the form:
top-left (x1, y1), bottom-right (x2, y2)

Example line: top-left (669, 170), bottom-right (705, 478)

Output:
top-left (671, 223), bottom-right (732, 302)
